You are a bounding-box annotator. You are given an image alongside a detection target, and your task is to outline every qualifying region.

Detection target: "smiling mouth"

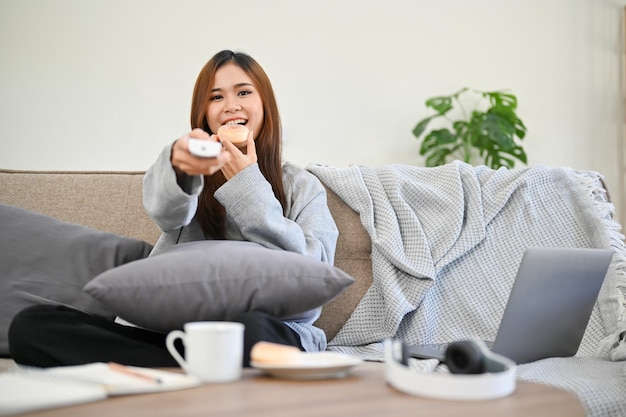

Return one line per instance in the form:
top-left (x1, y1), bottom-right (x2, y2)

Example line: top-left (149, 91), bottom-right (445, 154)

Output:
top-left (224, 119), bottom-right (247, 126)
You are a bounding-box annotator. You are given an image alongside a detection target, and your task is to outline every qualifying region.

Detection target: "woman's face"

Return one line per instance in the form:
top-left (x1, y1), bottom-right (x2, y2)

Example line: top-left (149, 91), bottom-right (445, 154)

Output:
top-left (206, 62), bottom-right (264, 147)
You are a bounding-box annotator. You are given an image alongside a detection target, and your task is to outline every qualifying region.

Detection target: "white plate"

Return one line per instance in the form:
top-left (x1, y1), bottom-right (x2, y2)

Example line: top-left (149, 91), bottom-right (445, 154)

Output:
top-left (251, 352), bottom-right (363, 380)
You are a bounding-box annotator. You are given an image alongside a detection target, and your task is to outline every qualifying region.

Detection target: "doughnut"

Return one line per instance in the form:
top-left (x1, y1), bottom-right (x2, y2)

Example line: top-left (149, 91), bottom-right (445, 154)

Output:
top-left (217, 124), bottom-right (249, 144)
top-left (250, 341), bottom-right (303, 365)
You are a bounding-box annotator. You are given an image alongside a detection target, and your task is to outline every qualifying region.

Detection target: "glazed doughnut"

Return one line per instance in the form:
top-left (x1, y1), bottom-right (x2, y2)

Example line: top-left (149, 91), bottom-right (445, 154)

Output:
top-left (217, 124), bottom-right (249, 144)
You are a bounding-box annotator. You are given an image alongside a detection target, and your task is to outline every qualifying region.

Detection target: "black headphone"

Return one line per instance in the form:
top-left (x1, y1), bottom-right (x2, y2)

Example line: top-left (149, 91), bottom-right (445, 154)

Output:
top-left (444, 340), bottom-right (509, 374)
top-left (385, 339), bottom-right (517, 400)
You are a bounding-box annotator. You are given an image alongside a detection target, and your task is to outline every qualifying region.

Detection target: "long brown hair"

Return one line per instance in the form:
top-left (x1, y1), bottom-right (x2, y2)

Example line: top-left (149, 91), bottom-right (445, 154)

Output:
top-left (190, 50), bottom-right (286, 239)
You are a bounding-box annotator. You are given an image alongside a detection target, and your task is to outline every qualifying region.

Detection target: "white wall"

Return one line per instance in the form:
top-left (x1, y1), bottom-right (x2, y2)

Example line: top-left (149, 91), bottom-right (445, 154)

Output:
top-left (1, 0), bottom-right (624, 219)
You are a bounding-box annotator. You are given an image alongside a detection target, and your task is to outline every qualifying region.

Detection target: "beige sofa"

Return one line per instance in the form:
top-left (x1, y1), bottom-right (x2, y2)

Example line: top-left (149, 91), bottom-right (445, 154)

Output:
top-left (3, 167), bottom-right (626, 417)
top-left (0, 169), bottom-right (371, 342)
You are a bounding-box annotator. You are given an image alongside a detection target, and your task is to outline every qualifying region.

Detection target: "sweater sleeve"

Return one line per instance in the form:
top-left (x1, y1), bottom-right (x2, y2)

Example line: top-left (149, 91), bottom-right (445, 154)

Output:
top-left (143, 144), bottom-right (203, 232)
top-left (214, 162), bottom-right (338, 264)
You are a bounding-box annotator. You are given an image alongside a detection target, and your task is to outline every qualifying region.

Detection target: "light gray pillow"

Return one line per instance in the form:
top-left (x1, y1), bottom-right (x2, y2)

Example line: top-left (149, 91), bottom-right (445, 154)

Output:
top-left (84, 240), bottom-right (355, 333)
top-left (0, 204), bottom-right (153, 356)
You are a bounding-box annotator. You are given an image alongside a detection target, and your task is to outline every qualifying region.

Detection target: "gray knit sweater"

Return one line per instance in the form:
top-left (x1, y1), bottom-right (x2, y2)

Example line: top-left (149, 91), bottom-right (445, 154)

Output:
top-left (142, 145), bottom-right (339, 351)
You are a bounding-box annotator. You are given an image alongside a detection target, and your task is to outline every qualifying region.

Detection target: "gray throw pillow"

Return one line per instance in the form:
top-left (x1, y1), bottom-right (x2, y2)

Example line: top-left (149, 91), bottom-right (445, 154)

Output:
top-left (0, 204), bottom-right (153, 356)
top-left (84, 240), bottom-right (355, 333)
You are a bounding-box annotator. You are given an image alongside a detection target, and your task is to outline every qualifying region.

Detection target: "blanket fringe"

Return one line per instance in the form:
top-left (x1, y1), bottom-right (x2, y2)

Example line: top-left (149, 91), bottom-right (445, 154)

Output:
top-left (573, 171), bottom-right (626, 315)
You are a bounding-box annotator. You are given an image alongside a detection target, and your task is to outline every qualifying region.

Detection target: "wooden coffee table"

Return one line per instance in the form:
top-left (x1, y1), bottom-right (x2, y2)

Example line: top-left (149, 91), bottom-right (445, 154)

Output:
top-left (16, 362), bottom-right (584, 417)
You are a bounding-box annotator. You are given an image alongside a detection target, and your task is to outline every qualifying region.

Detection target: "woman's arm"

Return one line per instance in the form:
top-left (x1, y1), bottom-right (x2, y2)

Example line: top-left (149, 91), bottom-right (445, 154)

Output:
top-left (143, 144), bottom-right (203, 232)
top-left (214, 163), bottom-right (338, 264)
top-left (143, 130), bottom-right (230, 232)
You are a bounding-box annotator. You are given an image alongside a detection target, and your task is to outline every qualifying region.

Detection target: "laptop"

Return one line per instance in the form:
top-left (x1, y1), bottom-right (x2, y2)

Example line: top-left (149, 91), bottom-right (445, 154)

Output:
top-left (407, 247), bottom-right (613, 364)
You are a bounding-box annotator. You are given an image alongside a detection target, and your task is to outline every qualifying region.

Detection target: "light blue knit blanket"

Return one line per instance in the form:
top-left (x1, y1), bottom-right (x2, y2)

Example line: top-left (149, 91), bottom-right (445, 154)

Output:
top-left (307, 161), bottom-right (626, 416)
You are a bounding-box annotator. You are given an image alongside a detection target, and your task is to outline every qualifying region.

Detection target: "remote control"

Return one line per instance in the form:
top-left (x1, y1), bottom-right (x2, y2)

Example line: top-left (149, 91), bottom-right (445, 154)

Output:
top-left (188, 138), bottom-right (222, 158)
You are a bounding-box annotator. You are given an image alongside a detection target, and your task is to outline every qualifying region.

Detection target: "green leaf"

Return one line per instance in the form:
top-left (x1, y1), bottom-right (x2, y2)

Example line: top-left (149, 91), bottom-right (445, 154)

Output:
top-left (413, 116), bottom-right (434, 138)
top-left (419, 129), bottom-right (453, 155)
top-left (496, 157), bottom-right (515, 170)
top-left (514, 119), bottom-right (527, 139)
top-left (481, 113), bottom-right (516, 150)
top-left (484, 91), bottom-right (517, 109)
top-left (510, 145), bottom-right (528, 164)
top-left (452, 120), bottom-right (469, 137)
top-left (482, 143), bottom-right (527, 169)
top-left (425, 147), bottom-right (454, 167)
top-left (425, 96), bottom-right (453, 115)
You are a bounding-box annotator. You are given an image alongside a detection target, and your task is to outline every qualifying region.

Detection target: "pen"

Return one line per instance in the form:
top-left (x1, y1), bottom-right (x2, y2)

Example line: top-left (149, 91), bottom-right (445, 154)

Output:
top-left (108, 362), bottom-right (163, 384)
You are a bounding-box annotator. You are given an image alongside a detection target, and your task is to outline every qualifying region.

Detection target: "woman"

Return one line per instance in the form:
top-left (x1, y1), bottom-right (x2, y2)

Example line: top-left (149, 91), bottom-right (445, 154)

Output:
top-left (9, 50), bottom-right (338, 367)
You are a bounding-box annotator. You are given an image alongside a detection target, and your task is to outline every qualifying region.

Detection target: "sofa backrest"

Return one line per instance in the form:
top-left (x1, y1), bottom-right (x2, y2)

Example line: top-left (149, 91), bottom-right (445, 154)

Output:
top-left (0, 170), bottom-right (161, 244)
top-left (318, 187), bottom-right (372, 339)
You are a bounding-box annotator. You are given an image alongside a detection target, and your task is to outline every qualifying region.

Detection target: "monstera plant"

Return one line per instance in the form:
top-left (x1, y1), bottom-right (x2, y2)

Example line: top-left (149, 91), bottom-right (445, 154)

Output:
top-left (412, 88), bottom-right (528, 169)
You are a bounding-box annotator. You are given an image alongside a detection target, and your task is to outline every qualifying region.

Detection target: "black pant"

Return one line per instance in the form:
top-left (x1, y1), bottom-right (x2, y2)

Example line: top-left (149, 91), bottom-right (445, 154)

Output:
top-left (8, 305), bottom-right (303, 368)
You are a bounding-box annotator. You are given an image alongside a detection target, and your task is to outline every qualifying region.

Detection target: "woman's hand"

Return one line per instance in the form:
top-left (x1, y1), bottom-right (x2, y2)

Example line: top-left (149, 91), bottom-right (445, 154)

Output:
top-left (220, 130), bottom-right (258, 180)
top-left (171, 128), bottom-right (231, 176)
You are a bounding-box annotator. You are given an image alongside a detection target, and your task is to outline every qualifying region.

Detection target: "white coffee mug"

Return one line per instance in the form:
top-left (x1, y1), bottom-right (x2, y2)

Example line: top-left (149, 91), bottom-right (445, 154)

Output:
top-left (166, 321), bottom-right (245, 383)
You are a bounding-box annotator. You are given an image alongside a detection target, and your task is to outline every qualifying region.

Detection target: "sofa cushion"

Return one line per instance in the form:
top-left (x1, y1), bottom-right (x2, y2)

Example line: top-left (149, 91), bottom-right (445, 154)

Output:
top-left (0, 204), bottom-right (153, 356)
top-left (84, 240), bottom-right (355, 333)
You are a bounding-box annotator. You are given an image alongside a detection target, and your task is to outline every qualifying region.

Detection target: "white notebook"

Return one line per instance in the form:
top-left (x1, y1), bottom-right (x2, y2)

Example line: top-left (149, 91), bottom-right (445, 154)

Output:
top-left (0, 363), bottom-right (201, 416)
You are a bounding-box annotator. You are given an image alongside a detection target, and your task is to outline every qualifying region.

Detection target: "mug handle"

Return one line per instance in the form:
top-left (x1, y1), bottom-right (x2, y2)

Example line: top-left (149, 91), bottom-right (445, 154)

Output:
top-left (165, 330), bottom-right (188, 371)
